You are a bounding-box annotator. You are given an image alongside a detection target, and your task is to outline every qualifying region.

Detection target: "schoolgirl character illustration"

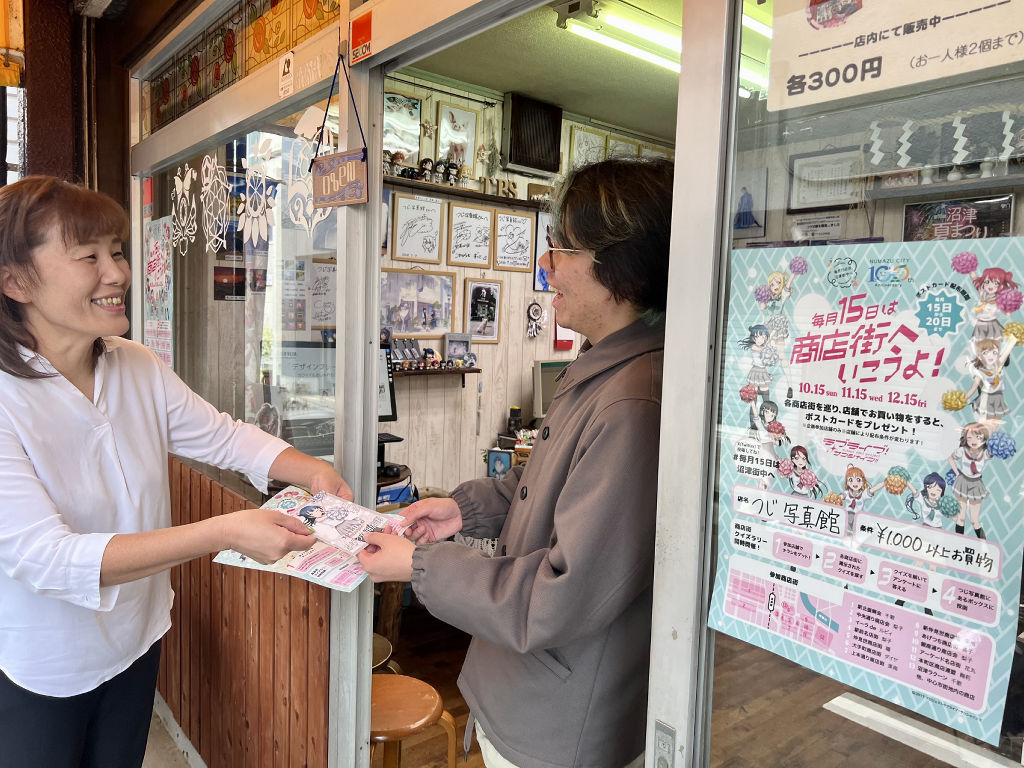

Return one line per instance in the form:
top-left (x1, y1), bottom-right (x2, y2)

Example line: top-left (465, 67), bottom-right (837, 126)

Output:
top-left (297, 504), bottom-right (325, 529)
top-left (785, 446), bottom-right (824, 498)
top-left (740, 323), bottom-right (775, 402)
top-left (965, 336), bottom-right (1015, 421)
top-left (841, 465), bottom-right (884, 534)
top-left (750, 400), bottom-right (789, 489)
top-left (947, 422), bottom-right (992, 539)
top-left (905, 472), bottom-right (949, 529)
top-left (758, 269), bottom-right (797, 395)
top-left (969, 267), bottom-right (1018, 342)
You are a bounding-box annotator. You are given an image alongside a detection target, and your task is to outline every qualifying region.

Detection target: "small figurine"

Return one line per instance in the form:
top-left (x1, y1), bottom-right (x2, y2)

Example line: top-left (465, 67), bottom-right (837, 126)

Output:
top-left (382, 150), bottom-right (393, 176)
top-left (422, 347), bottom-right (436, 362)
top-left (454, 358), bottom-right (463, 369)
top-left (433, 160), bottom-right (447, 185)
top-left (430, 358), bottom-right (442, 369)
top-left (391, 151), bottom-right (406, 176)
top-left (418, 157), bottom-right (434, 182)
top-left (401, 360), bottom-right (411, 371)
top-left (459, 166), bottom-right (472, 188)
top-left (446, 162), bottom-right (460, 186)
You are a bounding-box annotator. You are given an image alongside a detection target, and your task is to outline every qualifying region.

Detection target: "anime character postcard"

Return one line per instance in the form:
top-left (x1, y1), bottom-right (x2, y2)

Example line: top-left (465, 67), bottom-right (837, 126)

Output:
top-left (708, 237), bottom-right (1024, 745)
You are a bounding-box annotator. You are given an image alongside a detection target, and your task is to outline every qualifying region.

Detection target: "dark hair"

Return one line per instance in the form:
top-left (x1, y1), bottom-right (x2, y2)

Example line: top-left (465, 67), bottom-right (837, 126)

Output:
top-left (0, 176), bottom-right (129, 378)
top-left (549, 157), bottom-right (673, 318)
top-left (922, 472), bottom-right (946, 494)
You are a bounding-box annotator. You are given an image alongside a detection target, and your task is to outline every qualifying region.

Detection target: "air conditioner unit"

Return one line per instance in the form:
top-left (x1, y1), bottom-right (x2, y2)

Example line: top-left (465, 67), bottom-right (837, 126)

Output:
top-left (501, 93), bottom-right (563, 177)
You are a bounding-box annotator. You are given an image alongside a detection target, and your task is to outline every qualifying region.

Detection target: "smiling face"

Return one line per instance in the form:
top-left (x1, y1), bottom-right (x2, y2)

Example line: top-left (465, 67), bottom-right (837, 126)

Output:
top-left (847, 474), bottom-right (864, 493)
top-left (792, 453), bottom-right (807, 470)
top-left (754, 330), bottom-right (769, 347)
top-left (966, 429), bottom-right (986, 451)
top-left (3, 229), bottom-right (130, 360)
top-left (924, 482), bottom-right (942, 503)
top-left (982, 277), bottom-right (1000, 298)
top-left (980, 346), bottom-right (1000, 369)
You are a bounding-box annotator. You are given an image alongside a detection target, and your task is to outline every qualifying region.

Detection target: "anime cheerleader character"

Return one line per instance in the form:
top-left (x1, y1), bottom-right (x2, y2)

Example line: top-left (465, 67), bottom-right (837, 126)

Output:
top-left (841, 465), bottom-right (884, 535)
top-left (947, 422), bottom-right (993, 539)
top-left (755, 262), bottom-right (805, 396)
top-left (952, 255), bottom-right (1023, 342)
top-left (905, 472), bottom-right (957, 529)
top-left (779, 445), bottom-right (824, 498)
top-left (965, 336), bottom-right (1016, 421)
top-left (739, 324), bottom-right (776, 403)
top-left (749, 399), bottom-right (790, 489)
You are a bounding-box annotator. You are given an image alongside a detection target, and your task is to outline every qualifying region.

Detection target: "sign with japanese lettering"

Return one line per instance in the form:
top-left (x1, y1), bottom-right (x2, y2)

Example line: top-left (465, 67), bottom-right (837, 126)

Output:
top-left (769, 0), bottom-right (1024, 112)
top-left (312, 149), bottom-right (368, 208)
top-left (708, 237), bottom-right (1024, 745)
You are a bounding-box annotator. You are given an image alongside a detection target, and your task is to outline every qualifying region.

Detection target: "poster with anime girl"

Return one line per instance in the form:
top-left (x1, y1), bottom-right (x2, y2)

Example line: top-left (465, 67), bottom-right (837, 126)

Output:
top-left (711, 235), bottom-right (1024, 746)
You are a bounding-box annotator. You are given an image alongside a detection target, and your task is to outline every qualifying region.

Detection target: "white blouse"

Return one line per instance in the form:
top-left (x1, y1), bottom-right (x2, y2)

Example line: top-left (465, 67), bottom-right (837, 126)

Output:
top-left (0, 338), bottom-right (289, 696)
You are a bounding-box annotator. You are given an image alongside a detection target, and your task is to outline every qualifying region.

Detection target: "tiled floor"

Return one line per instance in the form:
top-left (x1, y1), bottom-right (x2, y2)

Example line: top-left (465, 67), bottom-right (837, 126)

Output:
top-left (142, 712), bottom-right (191, 768)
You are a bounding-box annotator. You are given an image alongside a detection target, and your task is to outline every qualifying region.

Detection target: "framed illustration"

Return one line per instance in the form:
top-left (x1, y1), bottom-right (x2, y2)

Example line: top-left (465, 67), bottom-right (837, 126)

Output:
top-left (534, 210), bottom-right (554, 292)
top-left (494, 211), bottom-right (535, 272)
top-left (639, 143), bottom-right (672, 160)
top-left (732, 168), bottom-right (768, 240)
top-left (570, 125), bottom-right (606, 168)
top-left (786, 146), bottom-right (864, 214)
top-left (447, 202), bottom-right (494, 267)
top-left (465, 277), bottom-right (503, 344)
top-left (487, 448), bottom-right (514, 480)
top-left (380, 268), bottom-right (455, 338)
top-left (903, 195), bottom-right (1013, 241)
top-left (383, 92), bottom-right (421, 166)
top-left (606, 135), bottom-right (640, 158)
top-left (443, 332), bottom-right (472, 362)
top-left (391, 193), bottom-right (444, 264)
top-left (436, 101), bottom-right (479, 178)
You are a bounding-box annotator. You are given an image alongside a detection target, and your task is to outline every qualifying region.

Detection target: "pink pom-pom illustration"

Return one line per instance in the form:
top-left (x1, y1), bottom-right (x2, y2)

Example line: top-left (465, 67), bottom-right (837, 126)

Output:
top-left (951, 252), bottom-right (978, 274)
top-left (740, 385), bottom-right (758, 403)
top-left (798, 469), bottom-right (818, 490)
top-left (767, 421), bottom-right (786, 436)
top-left (789, 256), bottom-right (808, 275)
top-left (754, 284), bottom-right (772, 303)
top-left (777, 458), bottom-right (794, 477)
top-left (996, 288), bottom-right (1023, 314)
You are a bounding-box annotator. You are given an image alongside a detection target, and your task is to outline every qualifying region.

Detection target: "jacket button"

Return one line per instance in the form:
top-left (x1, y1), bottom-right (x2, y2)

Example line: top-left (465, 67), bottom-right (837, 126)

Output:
top-left (520, 486), bottom-right (527, 500)
top-left (542, 426), bottom-right (550, 439)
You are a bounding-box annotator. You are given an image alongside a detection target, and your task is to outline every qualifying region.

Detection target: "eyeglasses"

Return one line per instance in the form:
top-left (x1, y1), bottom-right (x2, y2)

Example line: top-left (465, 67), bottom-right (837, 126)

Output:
top-left (544, 227), bottom-right (600, 271)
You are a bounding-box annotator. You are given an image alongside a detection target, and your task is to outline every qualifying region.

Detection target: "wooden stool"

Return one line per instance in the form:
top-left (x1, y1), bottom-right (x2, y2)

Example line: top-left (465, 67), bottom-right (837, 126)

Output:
top-left (370, 675), bottom-right (456, 768)
top-left (372, 632), bottom-right (402, 674)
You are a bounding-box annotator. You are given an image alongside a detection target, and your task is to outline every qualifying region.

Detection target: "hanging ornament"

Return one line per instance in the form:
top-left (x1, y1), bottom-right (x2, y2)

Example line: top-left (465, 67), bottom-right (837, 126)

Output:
top-left (526, 301), bottom-right (547, 338)
top-left (476, 144), bottom-right (491, 166)
top-left (421, 119), bottom-right (436, 140)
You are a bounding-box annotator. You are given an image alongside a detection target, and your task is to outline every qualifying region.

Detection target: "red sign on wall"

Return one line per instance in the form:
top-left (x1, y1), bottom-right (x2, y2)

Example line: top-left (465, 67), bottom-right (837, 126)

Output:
top-left (350, 11), bottom-right (372, 64)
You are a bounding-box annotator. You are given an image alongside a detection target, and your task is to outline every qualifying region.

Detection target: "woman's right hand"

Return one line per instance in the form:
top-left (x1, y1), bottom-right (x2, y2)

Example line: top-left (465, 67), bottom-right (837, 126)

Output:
top-left (401, 497), bottom-right (463, 544)
top-left (221, 508), bottom-right (315, 564)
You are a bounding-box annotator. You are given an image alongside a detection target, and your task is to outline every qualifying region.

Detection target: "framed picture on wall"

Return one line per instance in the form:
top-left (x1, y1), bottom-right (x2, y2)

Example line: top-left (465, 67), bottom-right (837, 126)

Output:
top-left (465, 277), bottom-right (503, 344)
top-left (487, 448), bottom-right (514, 480)
top-left (391, 193), bottom-right (444, 264)
top-left (380, 268), bottom-right (455, 338)
top-left (606, 135), bottom-right (640, 158)
top-left (570, 125), bottom-right (606, 168)
top-left (383, 92), bottom-right (421, 166)
top-left (443, 332), bottom-right (472, 362)
top-left (534, 210), bottom-right (554, 292)
top-left (494, 211), bottom-right (535, 272)
top-left (786, 146), bottom-right (864, 214)
top-left (639, 143), bottom-right (672, 160)
top-left (436, 101), bottom-right (479, 178)
top-left (447, 202), bottom-right (494, 267)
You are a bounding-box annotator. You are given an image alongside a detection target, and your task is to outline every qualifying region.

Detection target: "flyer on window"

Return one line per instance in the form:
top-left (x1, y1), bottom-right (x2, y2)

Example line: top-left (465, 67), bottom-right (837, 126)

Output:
top-left (708, 237), bottom-right (1024, 745)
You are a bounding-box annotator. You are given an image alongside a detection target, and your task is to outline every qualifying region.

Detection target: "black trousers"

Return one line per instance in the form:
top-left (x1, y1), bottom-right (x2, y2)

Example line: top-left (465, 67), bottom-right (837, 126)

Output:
top-left (0, 640), bottom-right (162, 768)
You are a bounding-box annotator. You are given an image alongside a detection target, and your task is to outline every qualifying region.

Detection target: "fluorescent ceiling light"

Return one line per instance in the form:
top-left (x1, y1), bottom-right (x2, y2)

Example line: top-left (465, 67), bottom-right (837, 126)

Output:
top-left (567, 20), bottom-right (681, 72)
top-left (603, 13), bottom-right (681, 53)
top-left (741, 14), bottom-right (773, 38)
top-left (738, 86), bottom-right (751, 98)
top-left (739, 66), bottom-right (768, 88)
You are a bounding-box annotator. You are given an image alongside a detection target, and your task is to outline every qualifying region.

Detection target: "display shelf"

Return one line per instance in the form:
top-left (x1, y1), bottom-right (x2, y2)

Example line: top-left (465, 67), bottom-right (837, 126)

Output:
top-left (866, 171), bottom-right (1024, 201)
top-left (384, 175), bottom-right (544, 209)
top-left (393, 366), bottom-right (481, 387)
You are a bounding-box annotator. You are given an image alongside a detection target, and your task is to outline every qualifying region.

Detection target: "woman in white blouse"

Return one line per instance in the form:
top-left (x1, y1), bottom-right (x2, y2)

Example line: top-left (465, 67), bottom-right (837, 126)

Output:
top-left (0, 177), bottom-right (352, 767)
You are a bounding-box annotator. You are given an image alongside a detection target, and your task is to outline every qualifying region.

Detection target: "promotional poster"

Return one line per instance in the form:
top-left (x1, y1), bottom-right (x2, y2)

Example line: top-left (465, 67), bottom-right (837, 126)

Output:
top-left (708, 238), bottom-right (1024, 744)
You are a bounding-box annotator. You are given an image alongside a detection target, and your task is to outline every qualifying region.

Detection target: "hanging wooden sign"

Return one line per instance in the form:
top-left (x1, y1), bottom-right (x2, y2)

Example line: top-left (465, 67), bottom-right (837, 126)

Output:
top-left (312, 148), bottom-right (368, 208)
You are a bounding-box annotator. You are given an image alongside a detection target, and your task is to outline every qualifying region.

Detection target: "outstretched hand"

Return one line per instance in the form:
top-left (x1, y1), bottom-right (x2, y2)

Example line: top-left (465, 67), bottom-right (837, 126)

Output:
top-left (309, 466), bottom-right (354, 501)
top-left (358, 532), bottom-right (415, 582)
top-left (400, 497), bottom-right (463, 544)
top-left (223, 508), bottom-right (315, 564)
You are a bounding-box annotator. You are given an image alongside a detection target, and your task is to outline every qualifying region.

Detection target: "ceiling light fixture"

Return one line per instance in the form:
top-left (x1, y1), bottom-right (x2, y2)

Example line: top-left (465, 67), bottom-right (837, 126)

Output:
top-left (739, 66), bottom-right (769, 89)
top-left (741, 14), bottom-right (773, 39)
top-left (557, 0), bottom-right (682, 74)
top-left (566, 21), bottom-right (681, 72)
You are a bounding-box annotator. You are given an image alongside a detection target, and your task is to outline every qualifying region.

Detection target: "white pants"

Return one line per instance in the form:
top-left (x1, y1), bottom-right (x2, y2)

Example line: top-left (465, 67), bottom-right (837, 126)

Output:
top-left (475, 721), bottom-right (645, 768)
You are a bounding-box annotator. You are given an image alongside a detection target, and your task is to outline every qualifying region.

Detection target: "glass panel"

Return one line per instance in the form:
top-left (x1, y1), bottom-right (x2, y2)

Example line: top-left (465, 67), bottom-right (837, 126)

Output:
top-left (141, 95), bottom-right (342, 474)
top-left (708, 1), bottom-right (1024, 763)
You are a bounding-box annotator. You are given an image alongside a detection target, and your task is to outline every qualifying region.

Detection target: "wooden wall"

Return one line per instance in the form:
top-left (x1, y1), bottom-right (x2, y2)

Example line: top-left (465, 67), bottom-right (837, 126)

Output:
top-left (162, 457), bottom-right (331, 768)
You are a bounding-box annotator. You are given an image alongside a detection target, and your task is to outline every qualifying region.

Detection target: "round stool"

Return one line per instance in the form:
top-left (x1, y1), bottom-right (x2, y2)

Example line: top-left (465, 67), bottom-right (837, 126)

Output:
top-left (372, 632), bottom-right (403, 675)
top-left (370, 675), bottom-right (456, 768)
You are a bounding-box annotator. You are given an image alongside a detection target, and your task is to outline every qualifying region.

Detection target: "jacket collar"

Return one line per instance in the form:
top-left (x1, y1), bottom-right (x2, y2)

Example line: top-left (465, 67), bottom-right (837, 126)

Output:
top-left (555, 318), bottom-right (665, 395)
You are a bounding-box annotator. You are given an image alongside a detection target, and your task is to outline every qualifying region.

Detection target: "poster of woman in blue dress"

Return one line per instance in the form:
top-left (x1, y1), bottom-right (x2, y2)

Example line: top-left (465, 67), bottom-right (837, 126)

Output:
top-left (732, 169), bottom-right (767, 239)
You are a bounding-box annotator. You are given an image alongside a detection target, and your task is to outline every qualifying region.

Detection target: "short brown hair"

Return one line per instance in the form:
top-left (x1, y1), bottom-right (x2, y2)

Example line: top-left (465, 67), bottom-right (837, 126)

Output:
top-left (549, 157), bottom-right (673, 316)
top-left (0, 176), bottom-right (129, 378)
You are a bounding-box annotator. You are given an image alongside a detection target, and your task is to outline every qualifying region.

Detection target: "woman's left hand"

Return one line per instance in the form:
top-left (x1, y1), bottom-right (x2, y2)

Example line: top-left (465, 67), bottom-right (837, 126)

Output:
top-left (357, 532), bottom-right (415, 582)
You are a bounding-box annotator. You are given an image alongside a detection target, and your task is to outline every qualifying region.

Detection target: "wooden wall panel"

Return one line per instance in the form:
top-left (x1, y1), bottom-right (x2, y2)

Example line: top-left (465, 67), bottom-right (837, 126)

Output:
top-left (159, 457), bottom-right (331, 768)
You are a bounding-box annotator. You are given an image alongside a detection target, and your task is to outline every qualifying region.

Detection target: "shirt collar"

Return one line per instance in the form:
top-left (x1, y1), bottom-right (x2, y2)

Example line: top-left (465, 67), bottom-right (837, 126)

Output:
top-left (556, 318), bottom-right (665, 394)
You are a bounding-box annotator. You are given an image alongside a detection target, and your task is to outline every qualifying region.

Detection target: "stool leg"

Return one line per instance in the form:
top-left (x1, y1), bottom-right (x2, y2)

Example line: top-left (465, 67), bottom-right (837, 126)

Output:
top-left (385, 659), bottom-right (403, 675)
top-left (382, 741), bottom-right (401, 768)
top-left (439, 710), bottom-right (457, 768)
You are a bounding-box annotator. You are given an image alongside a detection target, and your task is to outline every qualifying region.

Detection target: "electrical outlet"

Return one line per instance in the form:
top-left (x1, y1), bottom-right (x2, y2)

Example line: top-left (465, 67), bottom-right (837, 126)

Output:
top-left (654, 720), bottom-right (676, 768)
